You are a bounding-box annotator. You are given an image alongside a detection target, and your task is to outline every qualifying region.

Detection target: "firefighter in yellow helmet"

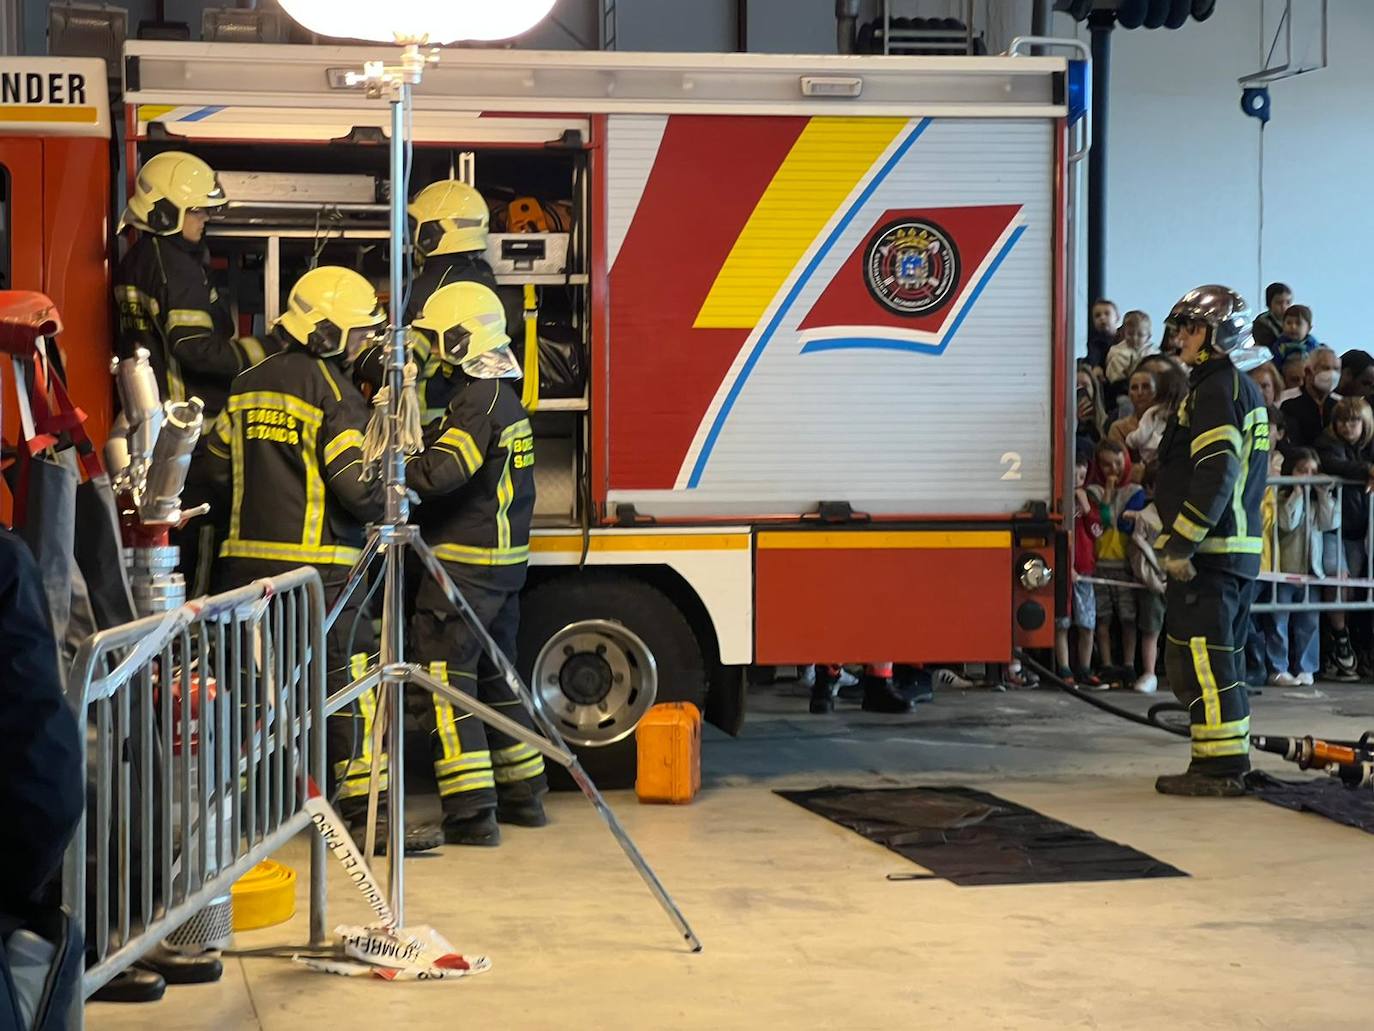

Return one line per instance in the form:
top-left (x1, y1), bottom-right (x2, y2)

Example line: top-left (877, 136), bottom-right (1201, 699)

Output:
top-left (204, 266), bottom-right (442, 854)
top-left (355, 179), bottom-right (520, 420)
top-left (403, 280), bottom-right (546, 845)
top-left (114, 151), bottom-right (281, 593)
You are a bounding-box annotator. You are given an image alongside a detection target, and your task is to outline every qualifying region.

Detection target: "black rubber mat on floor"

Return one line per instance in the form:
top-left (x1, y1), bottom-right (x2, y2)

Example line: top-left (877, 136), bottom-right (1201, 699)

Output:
top-left (1246, 772), bottom-right (1374, 833)
top-left (776, 785), bottom-right (1187, 886)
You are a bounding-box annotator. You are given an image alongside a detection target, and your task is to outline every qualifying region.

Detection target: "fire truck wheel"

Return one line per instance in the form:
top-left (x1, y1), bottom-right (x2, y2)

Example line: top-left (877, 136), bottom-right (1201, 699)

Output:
top-left (518, 573), bottom-right (706, 790)
top-left (704, 664), bottom-right (748, 738)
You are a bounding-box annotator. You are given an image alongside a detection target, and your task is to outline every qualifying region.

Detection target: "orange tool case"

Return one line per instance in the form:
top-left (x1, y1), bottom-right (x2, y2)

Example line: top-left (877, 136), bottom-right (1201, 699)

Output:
top-left (635, 702), bottom-right (702, 805)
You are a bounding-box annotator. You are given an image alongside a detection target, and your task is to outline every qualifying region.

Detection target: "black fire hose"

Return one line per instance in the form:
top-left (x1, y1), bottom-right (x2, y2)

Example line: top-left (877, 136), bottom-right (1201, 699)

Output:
top-left (1013, 650), bottom-right (1190, 737)
top-left (1016, 651), bottom-right (1374, 788)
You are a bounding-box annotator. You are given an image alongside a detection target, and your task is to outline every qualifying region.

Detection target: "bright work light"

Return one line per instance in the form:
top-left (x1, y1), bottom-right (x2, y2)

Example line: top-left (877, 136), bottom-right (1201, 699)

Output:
top-left (276, 0), bottom-right (556, 43)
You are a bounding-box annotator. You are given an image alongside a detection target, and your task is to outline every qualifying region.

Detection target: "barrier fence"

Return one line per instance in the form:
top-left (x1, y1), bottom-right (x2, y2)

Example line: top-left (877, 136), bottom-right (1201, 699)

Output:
top-left (64, 568), bottom-right (330, 1024)
top-left (1251, 474), bottom-right (1374, 612)
top-left (1079, 475), bottom-right (1374, 612)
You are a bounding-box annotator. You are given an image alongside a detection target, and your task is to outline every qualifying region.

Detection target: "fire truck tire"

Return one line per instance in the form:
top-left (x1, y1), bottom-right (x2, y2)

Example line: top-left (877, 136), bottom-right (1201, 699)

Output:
top-left (517, 573), bottom-right (706, 790)
top-left (704, 664), bottom-right (748, 738)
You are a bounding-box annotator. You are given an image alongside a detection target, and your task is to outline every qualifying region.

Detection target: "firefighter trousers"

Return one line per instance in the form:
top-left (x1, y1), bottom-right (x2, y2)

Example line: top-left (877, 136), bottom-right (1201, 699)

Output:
top-left (410, 576), bottom-right (548, 818)
top-left (1163, 567), bottom-right (1252, 776)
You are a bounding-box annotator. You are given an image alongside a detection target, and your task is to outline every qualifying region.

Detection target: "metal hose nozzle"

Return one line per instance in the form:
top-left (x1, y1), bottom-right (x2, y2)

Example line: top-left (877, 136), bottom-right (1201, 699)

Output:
top-left (138, 397), bottom-right (205, 525)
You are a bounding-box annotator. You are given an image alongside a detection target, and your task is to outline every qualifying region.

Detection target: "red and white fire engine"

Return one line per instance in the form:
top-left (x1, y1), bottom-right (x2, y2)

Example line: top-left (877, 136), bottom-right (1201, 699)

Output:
top-left (3, 42), bottom-right (1084, 780)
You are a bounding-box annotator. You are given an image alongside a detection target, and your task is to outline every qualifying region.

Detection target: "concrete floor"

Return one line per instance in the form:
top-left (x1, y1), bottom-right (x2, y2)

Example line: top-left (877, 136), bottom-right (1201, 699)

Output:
top-left (88, 678), bottom-right (1374, 1030)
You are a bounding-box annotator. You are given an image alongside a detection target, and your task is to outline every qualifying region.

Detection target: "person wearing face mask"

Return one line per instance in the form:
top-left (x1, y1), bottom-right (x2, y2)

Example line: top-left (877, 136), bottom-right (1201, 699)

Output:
top-left (114, 151), bottom-right (282, 594)
top-left (1153, 285), bottom-right (1269, 797)
top-left (203, 268), bottom-right (444, 854)
top-left (1280, 345), bottom-right (1341, 448)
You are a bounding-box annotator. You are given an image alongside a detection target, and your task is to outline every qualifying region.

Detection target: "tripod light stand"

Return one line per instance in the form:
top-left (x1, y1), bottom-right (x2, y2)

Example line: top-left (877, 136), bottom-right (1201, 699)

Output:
top-left (270, 9), bottom-right (698, 950)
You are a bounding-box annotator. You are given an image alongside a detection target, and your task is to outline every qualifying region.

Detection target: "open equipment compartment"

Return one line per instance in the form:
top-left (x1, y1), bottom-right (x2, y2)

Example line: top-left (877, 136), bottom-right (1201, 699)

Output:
top-left (130, 116), bottom-right (594, 532)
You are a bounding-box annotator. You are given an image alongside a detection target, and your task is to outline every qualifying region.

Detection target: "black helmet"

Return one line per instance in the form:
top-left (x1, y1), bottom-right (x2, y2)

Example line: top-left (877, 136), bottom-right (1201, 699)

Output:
top-left (1165, 284), bottom-right (1253, 355)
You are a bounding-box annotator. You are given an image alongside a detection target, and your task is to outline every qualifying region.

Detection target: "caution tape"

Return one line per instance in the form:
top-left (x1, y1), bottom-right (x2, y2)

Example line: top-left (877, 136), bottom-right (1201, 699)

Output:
top-left (295, 785), bottom-right (490, 982)
top-left (304, 790), bottom-right (395, 929)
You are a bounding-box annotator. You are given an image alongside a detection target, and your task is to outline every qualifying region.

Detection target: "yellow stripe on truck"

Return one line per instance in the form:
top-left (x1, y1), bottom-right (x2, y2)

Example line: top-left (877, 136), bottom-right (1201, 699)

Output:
top-left (692, 117), bottom-right (910, 330)
top-left (757, 531), bottom-right (1011, 551)
top-left (0, 105), bottom-right (99, 124)
top-left (531, 533), bottom-right (750, 554)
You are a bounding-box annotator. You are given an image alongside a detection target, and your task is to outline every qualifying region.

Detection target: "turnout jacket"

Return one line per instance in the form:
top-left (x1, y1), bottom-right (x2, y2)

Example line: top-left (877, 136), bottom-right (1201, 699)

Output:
top-left (408, 376), bottom-right (535, 596)
top-left (114, 233), bottom-right (271, 420)
top-left (1155, 354), bottom-right (1269, 578)
top-left (205, 332), bottom-right (383, 583)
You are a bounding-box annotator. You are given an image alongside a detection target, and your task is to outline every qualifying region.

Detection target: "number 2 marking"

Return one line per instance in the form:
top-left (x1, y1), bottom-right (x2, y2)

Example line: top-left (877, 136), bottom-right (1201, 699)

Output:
top-left (1000, 452), bottom-right (1022, 481)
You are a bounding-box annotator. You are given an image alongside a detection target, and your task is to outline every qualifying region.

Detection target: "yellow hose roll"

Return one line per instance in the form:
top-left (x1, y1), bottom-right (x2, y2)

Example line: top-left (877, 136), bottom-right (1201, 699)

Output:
top-left (231, 860), bottom-right (297, 931)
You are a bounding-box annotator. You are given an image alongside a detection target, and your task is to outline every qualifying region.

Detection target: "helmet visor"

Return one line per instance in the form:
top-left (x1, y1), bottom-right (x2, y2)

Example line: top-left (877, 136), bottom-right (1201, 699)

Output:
top-left (345, 324), bottom-right (380, 361)
top-left (413, 217), bottom-right (446, 257)
top-left (439, 325), bottom-right (473, 364)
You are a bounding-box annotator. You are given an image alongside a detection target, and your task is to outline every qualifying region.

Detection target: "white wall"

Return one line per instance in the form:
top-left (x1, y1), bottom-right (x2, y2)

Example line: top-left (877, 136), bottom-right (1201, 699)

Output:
top-left (1056, 1), bottom-right (1374, 351)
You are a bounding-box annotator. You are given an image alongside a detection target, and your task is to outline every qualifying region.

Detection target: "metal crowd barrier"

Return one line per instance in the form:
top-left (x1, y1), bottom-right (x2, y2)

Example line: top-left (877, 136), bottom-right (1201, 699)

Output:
top-left (64, 568), bottom-right (329, 1022)
top-left (1252, 474), bottom-right (1374, 612)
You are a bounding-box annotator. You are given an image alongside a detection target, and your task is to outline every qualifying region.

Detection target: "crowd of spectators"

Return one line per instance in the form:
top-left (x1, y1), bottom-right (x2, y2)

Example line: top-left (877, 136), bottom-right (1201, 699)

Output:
top-left (1069, 283), bottom-right (1374, 692)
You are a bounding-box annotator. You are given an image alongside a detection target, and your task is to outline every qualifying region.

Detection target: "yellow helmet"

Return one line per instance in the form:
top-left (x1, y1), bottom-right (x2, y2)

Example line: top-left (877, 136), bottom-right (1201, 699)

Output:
top-left (408, 179), bottom-right (489, 257)
top-left (277, 266), bottom-right (385, 359)
top-left (120, 151), bottom-right (227, 235)
top-left (413, 282), bottom-right (509, 365)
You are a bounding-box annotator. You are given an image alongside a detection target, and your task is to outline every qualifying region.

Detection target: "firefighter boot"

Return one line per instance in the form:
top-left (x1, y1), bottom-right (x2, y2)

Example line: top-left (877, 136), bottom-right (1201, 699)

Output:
top-left (344, 803), bottom-right (444, 855)
top-left (442, 809), bottom-right (502, 847)
top-left (861, 673), bottom-right (917, 714)
top-left (1155, 761), bottom-right (1249, 798)
top-left (809, 665), bottom-right (840, 714)
top-left (497, 780), bottom-right (549, 827)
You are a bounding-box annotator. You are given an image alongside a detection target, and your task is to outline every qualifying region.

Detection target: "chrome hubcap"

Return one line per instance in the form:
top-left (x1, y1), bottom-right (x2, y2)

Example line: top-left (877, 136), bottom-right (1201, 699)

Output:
top-left (532, 619), bottom-right (658, 747)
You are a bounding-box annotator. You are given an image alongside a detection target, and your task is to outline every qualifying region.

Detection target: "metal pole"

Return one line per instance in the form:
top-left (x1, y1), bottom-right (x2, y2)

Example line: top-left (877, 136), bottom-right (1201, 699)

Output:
top-left (1031, 0), bottom-right (1050, 48)
top-left (1087, 10), bottom-right (1112, 309)
top-left (382, 81), bottom-right (411, 921)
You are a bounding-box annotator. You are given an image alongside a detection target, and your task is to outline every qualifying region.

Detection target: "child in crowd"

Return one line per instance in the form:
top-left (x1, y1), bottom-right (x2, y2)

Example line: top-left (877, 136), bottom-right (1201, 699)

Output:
top-left (1088, 439), bottom-right (1147, 685)
top-left (1268, 447), bottom-right (1337, 686)
top-left (1056, 448), bottom-right (1103, 687)
top-left (1125, 356), bottom-right (1189, 470)
top-left (1104, 310), bottom-right (1155, 416)
top-left (1123, 464), bottom-right (1163, 694)
top-left (1315, 396), bottom-right (1374, 680)
top-left (1252, 281), bottom-right (1292, 355)
top-left (1084, 298), bottom-right (1120, 373)
top-left (1274, 304), bottom-right (1319, 363)
top-left (1246, 435), bottom-right (1282, 687)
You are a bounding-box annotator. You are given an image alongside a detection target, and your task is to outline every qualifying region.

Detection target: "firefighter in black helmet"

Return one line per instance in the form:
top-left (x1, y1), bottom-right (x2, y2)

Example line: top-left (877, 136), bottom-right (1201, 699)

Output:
top-left (114, 151), bottom-right (280, 593)
top-left (1154, 285), bottom-right (1269, 797)
top-left (204, 266), bottom-right (442, 854)
top-left (404, 280), bottom-right (547, 846)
